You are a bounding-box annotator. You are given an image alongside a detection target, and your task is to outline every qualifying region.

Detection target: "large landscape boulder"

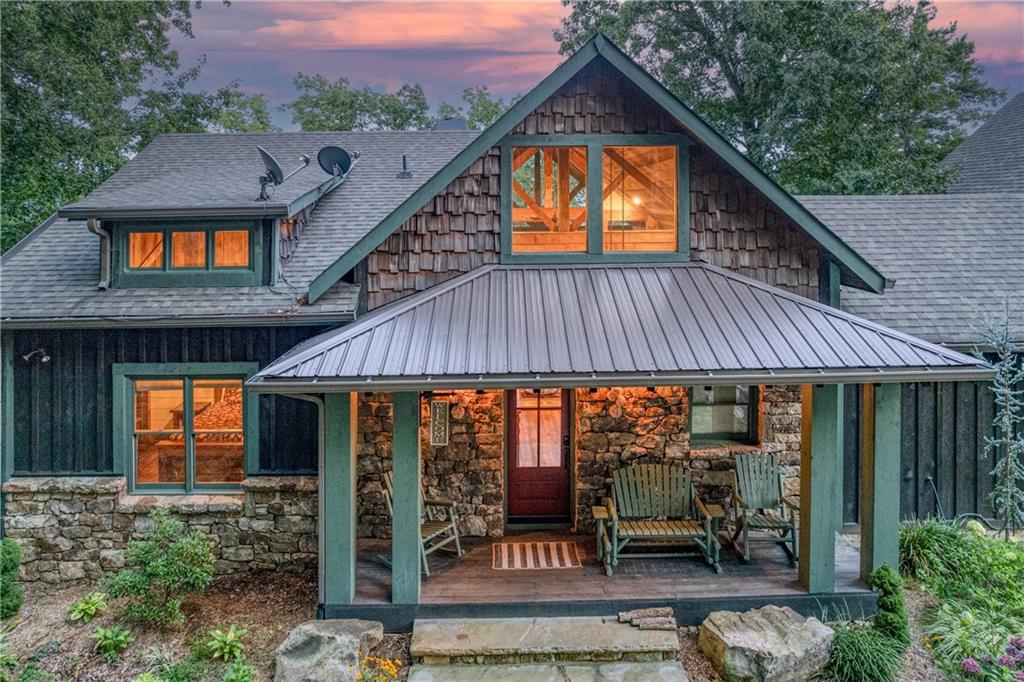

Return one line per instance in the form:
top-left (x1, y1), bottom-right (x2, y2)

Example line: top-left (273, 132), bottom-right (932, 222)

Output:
top-left (697, 605), bottom-right (833, 682)
top-left (274, 619), bottom-right (384, 682)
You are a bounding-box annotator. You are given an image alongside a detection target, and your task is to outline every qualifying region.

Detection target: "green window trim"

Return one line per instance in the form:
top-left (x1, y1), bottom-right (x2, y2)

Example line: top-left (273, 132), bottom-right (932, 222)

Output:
top-left (112, 220), bottom-right (262, 288)
top-left (112, 362), bottom-right (259, 494)
top-left (689, 385), bottom-right (760, 446)
top-left (500, 133), bottom-right (691, 264)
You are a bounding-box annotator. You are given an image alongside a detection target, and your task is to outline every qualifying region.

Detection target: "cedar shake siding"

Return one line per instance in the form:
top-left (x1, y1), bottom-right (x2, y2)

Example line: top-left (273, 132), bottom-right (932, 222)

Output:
top-left (355, 57), bottom-right (821, 307)
top-left (5, 326), bottom-right (326, 475)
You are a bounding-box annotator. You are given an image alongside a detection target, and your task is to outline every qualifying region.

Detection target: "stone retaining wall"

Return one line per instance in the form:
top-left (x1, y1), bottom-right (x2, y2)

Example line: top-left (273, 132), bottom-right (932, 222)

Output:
top-left (2, 476), bottom-right (317, 584)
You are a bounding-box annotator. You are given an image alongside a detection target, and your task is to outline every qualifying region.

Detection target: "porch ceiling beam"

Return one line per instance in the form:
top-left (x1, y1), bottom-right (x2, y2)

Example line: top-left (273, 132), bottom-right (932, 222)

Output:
top-left (246, 367), bottom-right (995, 394)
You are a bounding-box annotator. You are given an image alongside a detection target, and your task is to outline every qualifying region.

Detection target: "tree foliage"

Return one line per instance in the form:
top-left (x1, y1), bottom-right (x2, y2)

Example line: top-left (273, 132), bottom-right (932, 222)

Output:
top-left (0, 1), bottom-right (274, 252)
top-left (555, 0), bottom-right (1001, 194)
top-left (284, 75), bottom-right (434, 131)
top-left (437, 86), bottom-right (519, 130)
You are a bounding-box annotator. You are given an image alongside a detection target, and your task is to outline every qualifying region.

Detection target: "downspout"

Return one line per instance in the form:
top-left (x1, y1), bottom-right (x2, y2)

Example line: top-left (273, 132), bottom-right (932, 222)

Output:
top-left (87, 218), bottom-right (111, 290)
top-left (287, 393), bottom-right (327, 612)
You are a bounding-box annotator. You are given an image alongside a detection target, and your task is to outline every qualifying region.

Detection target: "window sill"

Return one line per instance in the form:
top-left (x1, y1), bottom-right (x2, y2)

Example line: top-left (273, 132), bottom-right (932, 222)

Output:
top-left (117, 492), bottom-right (243, 515)
top-left (689, 442), bottom-right (783, 458)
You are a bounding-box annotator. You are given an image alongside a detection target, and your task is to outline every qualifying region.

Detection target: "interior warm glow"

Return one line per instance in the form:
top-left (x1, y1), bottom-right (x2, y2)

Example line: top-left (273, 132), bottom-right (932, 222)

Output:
top-left (603, 146), bottom-right (677, 252)
top-left (515, 389), bottom-right (562, 467)
top-left (214, 230), bottom-right (250, 268)
top-left (171, 231), bottom-right (207, 268)
top-left (128, 232), bottom-right (164, 269)
top-left (511, 146), bottom-right (588, 253)
top-left (134, 379), bottom-right (185, 484)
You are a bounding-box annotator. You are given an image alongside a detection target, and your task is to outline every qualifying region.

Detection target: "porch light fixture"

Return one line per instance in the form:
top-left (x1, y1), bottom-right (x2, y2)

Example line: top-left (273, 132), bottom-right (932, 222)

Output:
top-left (22, 348), bottom-right (50, 363)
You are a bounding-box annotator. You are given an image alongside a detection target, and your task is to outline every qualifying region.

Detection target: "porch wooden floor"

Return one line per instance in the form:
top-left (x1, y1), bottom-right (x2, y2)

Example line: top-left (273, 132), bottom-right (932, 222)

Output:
top-left (354, 529), bottom-right (867, 605)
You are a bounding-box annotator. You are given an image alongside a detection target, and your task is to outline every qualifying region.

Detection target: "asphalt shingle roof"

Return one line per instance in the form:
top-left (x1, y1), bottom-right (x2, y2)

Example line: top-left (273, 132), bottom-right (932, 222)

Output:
top-left (2, 131), bottom-right (478, 324)
top-left (250, 262), bottom-right (990, 391)
top-left (943, 93), bottom-right (1024, 194)
top-left (799, 194), bottom-right (1024, 346)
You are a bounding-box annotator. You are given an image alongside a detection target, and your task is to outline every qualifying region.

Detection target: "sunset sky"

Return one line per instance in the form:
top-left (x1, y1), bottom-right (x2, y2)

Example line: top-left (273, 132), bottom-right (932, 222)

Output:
top-left (172, 1), bottom-right (1024, 130)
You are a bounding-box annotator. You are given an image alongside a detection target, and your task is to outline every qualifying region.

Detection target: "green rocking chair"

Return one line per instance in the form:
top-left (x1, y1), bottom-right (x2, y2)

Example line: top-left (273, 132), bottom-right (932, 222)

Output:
top-left (381, 470), bottom-right (463, 577)
top-left (731, 452), bottom-right (798, 565)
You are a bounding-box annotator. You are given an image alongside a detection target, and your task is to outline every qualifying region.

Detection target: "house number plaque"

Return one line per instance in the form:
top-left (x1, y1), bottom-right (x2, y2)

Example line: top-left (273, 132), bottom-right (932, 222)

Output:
top-left (429, 400), bottom-right (450, 446)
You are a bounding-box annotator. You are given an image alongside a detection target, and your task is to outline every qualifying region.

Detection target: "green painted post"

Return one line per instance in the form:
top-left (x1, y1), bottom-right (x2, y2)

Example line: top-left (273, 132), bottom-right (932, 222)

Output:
top-left (860, 383), bottom-right (901, 579)
top-left (391, 391), bottom-right (422, 604)
top-left (322, 393), bottom-right (358, 606)
top-left (1, 332), bottom-right (14, 537)
top-left (799, 384), bottom-right (840, 593)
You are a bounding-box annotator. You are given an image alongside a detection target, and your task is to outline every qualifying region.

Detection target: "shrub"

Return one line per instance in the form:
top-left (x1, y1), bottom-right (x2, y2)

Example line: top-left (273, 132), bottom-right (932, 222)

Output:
top-left (925, 603), bottom-right (1024, 675)
top-left (67, 592), bottom-right (107, 625)
top-left (205, 625), bottom-right (247, 663)
top-left (827, 623), bottom-right (904, 682)
top-left (899, 519), bottom-right (973, 582)
top-left (869, 563), bottom-right (910, 648)
top-left (0, 621), bottom-right (18, 671)
top-left (221, 658), bottom-right (256, 682)
top-left (102, 508), bottom-right (214, 625)
top-left (0, 538), bottom-right (23, 619)
top-left (90, 625), bottom-right (134, 663)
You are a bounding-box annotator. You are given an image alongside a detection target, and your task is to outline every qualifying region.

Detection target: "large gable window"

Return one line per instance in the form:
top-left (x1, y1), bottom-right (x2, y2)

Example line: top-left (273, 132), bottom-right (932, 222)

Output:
top-left (501, 135), bottom-right (688, 260)
top-left (114, 362), bottom-right (258, 493)
top-left (511, 146), bottom-right (588, 253)
top-left (117, 221), bottom-right (260, 287)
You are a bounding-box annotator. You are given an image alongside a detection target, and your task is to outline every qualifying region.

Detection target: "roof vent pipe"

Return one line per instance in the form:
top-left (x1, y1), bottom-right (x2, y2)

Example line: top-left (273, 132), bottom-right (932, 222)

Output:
top-left (87, 218), bottom-right (111, 290)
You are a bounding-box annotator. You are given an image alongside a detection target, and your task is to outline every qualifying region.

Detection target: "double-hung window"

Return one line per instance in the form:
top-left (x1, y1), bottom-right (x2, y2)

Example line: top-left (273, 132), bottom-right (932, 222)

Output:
top-left (113, 363), bottom-right (258, 493)
top-left (690, 385), bottom-right (759, 445)
top-left (503, 135), bottom-right (688, 259)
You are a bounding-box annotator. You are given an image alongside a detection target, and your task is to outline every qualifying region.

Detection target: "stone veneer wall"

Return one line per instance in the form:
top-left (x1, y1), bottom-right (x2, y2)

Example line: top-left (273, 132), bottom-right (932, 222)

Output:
top-left (356, 391), bottom-right (505, 539)
top-left (2, 476), bottom-right (317, 584)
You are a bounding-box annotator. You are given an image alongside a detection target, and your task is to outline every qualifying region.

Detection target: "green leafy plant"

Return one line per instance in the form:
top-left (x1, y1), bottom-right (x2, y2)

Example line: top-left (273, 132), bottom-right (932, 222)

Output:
top-left (132, 674), bottom-right (161, 682)
top-left (827, 623), bottom-right (904, 682)
top-left (16, 663), bottom-right (53, 682)
top-left (67, 592), bottom-right (107, 625)
top-left (925, 603), bottom-right (1024, 676)
top-left (102, 508), bottom-right (214, 625)
top-left (221, 658), bottom-right (256, 682)
top-left (205, 625), bottom-right (247, 663)
top-left (0, 538), bottom-right (23, 619)
top-left (899, 518), bottom-right (974, 582)
top-left (90, 625), bottom-right (134, 663)
top-left (869, 563), bottom-right (910, 648)
top-left (0, 621), bottom-right (18, 671)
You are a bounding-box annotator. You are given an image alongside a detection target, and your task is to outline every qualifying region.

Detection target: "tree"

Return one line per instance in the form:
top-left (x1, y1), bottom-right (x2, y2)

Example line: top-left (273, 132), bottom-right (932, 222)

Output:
top-left (977, 307), bottom-right (1024, 540)
top-left (0, 1), bottom-right (273, 252)
top-left (435, 86), bottom-right (518, 130)
top-left (555, 0), bottom-right (1001, 194)
top-left (284, 75), bottom-right (433, 131)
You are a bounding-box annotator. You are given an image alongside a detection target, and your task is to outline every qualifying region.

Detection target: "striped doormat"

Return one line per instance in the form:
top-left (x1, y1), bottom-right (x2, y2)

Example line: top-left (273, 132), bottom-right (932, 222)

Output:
top-left (491, 541), bottom-right (581, 570)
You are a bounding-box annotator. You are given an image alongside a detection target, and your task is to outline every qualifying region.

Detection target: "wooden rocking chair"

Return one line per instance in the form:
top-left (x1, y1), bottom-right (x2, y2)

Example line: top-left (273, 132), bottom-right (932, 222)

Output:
top-left (381, 470), bottom-right (463, 577)
top-left (731, 452), bottom-right (798, 565)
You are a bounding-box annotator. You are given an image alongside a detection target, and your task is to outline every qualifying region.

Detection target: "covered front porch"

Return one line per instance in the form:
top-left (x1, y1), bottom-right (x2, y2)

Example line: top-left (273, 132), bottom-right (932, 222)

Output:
top-left (247, 263), bottom-right (993, 631)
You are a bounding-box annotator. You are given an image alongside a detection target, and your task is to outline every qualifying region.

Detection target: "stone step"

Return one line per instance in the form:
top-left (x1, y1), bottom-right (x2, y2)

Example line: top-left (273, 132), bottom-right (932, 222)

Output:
top-left (409, 661), bottom-right (689, 682)
top-left (410, 616), bottom-right (680, 665)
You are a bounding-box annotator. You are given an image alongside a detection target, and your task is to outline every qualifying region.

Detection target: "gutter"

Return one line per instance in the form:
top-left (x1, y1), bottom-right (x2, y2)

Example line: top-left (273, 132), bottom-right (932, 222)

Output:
top-left (246, 366), bottom-right (997, 394)
top-left (87, 218), bottom-right (111, 290)
top-left (0, 312), bottom-right (356, 330)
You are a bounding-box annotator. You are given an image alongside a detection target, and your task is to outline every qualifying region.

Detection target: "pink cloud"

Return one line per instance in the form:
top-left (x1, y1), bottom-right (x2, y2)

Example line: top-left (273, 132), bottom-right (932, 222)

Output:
top-left (933, 1), bottom-right (1024, 64)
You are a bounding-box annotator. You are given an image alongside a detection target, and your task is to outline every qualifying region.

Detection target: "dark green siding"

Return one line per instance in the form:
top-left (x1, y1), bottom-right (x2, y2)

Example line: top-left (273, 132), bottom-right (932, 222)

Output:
top-left (844, 381), bottom-right (1000, 523)
top-left (8, 326), bottom-right (327, 476)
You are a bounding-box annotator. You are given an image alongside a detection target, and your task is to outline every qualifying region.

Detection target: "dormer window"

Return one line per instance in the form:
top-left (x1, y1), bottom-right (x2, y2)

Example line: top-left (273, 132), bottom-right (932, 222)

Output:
top-left (501, 134), bottom-right (689, 262)
top-left (115, 221), bottom-right (261, 287)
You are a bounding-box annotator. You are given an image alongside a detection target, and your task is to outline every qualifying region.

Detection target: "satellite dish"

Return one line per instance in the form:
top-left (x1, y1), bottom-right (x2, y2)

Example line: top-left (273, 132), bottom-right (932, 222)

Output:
top-left (256, 145), bottom-right (311, 200)
top-left (317, 146), bottom-right (353, 177)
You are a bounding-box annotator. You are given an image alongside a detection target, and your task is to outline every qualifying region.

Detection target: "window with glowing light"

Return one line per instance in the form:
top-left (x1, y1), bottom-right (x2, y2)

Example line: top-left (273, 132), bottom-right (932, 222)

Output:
top-left (602, 146), bottom-right (677, 252)
top-left (511, 146), bottom-right (588, 253)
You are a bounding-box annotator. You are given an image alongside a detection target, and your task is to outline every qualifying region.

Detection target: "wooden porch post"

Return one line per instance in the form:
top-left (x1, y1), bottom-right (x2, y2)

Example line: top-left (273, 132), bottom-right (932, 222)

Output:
top-left (799, 384), bottom-right (841, 593)
top-left (392, 391), bottom-right (422, 604)
top-left (859, 383), bottom-right (901, 580)
top-left (322, 393), bottom-right (358, 606)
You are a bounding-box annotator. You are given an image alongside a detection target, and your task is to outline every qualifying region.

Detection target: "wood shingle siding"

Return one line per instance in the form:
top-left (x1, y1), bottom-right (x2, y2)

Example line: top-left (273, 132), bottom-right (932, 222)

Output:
top-left (6, 326), bottom-right (326, 475)
top-left (362, 149), bottom-right (502, 309)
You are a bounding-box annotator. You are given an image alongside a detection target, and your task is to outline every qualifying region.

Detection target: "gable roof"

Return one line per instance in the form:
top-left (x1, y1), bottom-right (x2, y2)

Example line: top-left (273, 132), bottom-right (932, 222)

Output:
top-left (250, 262), bottom-right (989, 393)
top-left (943, 93), bottom-right (1024, 193)
top-left (304, 33), bottom-right (886, 303)
top-left (799, 193), bottom-right (1024, 346)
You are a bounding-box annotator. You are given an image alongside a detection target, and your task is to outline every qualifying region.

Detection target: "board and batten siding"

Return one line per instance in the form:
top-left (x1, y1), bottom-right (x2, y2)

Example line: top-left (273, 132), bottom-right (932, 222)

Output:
top-left (843, 380), bottom-right (1004, 523)
top-left (5, 326), bottom-right (326, 476)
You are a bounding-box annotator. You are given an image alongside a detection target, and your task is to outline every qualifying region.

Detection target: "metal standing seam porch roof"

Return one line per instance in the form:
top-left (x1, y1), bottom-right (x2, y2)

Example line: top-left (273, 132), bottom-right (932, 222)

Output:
top-left (247, 263), bottom-right (993, 393)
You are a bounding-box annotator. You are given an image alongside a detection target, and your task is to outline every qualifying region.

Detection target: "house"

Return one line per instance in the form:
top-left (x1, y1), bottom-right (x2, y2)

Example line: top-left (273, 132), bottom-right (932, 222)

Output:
top-left (799, 93), bottom-right (1024, 523)
top-left (0, 35), bottom-right (992, 629)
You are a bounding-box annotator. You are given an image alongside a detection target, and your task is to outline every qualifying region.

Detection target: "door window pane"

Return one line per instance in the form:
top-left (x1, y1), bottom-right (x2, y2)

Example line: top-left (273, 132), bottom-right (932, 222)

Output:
top-left (515, 389), bottom-right (563, 468)
top-left (128, 232), bottom-right (164, 269)
top-left (214, 230), bottom-right (250, 268)
top-left (171, 231), bottom-right (206, 268)
top-left (603, 146), bottom-right (677, 252)
top-left (511, 147), bottom-right (588, 252)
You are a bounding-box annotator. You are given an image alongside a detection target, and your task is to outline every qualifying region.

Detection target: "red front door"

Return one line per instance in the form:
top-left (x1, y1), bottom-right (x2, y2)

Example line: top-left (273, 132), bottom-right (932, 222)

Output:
top-left (507, 389), bottom-right (571, 521)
